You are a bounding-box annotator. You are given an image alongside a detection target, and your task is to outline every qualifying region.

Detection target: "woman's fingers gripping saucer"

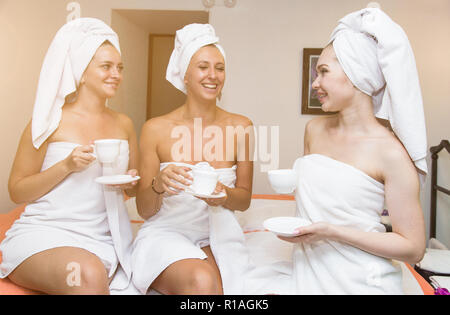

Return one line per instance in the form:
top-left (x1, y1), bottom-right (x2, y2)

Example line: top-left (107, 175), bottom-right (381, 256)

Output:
top-left (196, 181), bottom-right (228, 207)
top-left (108, 169), bottom-right (139, 190)
top-left (277, 222), bottom-right (335, 244)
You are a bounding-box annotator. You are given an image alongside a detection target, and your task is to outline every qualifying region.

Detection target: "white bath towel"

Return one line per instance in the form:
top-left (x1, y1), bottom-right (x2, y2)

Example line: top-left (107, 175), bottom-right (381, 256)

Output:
top-left (293, 154), bottom-right (403, 294)
top-left (166, 23), bottom-right (226, 94)
top-left (209, 201), bottom-right (294, 295)
top-left (101, 141), bottom-right (134, 291)
top-left (0, 141), bottom-right (133, 292)
top-left (132, 162), bottom-right (238, 294)
top-left (329, 8), bottom-right (428, 178)
top-left (132, 162), bottom-right (290, 295)
top-left (31, 18), bottom-right (120, 149)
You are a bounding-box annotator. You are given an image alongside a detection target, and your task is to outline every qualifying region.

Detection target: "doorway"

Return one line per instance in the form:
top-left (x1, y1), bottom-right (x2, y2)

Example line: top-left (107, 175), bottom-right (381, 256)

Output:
top-left (147, 34), bottom-right (185, 119)
top-left (111, 9), bottom-right (209, 131)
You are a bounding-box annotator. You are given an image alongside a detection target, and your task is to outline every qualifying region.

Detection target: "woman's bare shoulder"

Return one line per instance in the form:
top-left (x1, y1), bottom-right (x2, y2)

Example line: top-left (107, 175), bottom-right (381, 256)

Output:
top-left (104, 109), bottom-right (137, 141)
top-left (218, 109), bottom-right (253, 127)
top-left (111, 110), bottom-right (134, 129)
top-left (306, 115), bottom-right (335, 129)
top-left (305, 115), bottom-right (337, 141)
top-left (374, 129), bottom-right (417, 175)
top-left (141, 116), bottom-right (169, 134)
top-left (141, 110), bottom-right (184, 138)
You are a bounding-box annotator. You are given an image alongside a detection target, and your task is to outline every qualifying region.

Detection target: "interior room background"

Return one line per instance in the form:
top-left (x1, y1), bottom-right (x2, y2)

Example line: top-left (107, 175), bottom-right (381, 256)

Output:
top-left (1, 0), bottom-right (449, 246)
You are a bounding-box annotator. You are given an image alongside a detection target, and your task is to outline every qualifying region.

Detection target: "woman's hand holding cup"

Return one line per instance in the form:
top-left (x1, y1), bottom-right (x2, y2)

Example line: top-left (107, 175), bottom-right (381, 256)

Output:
top-left (64, 145), bottom-right (96, 173)
top-left (154, 165), bottom-right (193, 195)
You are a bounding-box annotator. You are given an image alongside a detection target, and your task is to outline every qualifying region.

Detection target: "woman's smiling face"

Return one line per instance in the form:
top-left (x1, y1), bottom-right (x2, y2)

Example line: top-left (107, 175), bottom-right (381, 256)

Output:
top-left (81, 42), bottom-right (123, 99)
top-left (311, 45), bottom-right (356, 112)
top-left (184, 45), bottom-right (225, 101)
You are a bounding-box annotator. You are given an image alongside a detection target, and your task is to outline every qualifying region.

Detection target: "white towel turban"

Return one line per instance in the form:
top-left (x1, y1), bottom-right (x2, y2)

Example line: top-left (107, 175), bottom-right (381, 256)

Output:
top-left (31, 18), bottom-right (121, 149)
top-left (329, 8), bottom-right (428, 178)
top-left (166, 23), bottom-right (226, 94)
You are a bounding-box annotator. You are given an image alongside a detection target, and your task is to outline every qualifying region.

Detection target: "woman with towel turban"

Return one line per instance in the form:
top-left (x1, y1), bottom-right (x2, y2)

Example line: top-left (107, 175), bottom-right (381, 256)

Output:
top-left (131, 24), bottom-right (254, 295)
top-left (279, 8), bottom-right (427, 294)
top-left (0, 18), bottom-right (138, 294)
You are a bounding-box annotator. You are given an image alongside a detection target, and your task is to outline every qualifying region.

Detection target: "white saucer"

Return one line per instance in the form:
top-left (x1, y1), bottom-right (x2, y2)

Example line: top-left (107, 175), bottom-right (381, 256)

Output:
top-left (95, 175), bottom-right (140, 185)
top-left (263, 217), bottom-right (312, 237)
top-left (185, 187), bottom-right (226, 199)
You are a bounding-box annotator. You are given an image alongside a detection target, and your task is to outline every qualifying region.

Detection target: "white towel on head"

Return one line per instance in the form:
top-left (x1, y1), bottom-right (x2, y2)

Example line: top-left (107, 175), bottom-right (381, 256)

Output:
top-left (329, 8), bottom-right (428, 179)
top-left (166, 23), bottom-right (226, 94)
top-left (31, 18), bottom-right (121, 149)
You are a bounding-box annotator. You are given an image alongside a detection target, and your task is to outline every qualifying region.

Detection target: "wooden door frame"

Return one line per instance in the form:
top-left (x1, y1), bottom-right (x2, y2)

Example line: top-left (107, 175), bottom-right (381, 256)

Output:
top-left (146, 34), bottom-right (175, 120)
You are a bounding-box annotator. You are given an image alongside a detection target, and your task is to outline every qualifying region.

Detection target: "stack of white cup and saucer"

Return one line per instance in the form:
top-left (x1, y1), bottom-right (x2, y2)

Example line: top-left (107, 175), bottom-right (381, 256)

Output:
top-left (185, 162), bottom-right (225, 199)
top-left (263, 158), bottom-right (312, 237)
top-left (93, 139), bottom-right (140, 185)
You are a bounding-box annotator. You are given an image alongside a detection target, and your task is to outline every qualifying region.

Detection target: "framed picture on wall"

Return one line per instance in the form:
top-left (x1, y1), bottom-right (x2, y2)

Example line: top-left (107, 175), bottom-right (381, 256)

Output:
top-left (301, 48), bottom-right (326, 115)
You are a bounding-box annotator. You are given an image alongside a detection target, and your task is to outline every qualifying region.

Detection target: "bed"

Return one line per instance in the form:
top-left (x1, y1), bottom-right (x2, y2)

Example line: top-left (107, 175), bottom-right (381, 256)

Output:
top-left (413, 140), bottom-right (450, 292)
top-left (429, 139), bottom-right (450, 239)
top-left (0, 194), bottom-right (434, 295)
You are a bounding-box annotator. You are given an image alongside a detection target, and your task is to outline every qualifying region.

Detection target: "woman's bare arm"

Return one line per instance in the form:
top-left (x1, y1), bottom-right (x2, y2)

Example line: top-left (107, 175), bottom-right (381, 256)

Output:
top-left (8, 122), bottom-right (95, 204)
top-left (135, 119), bottom-right (165, 220)
top-left (222, 117), bottom-right (254, 211)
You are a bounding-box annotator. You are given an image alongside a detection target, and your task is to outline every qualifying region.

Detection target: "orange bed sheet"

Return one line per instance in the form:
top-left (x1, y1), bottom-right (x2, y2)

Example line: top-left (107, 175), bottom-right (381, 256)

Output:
top-left (0, 204), bottom-right (40, 294)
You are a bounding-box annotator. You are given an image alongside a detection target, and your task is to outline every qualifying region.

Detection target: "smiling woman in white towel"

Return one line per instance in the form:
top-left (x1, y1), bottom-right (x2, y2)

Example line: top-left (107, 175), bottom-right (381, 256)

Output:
top-left (279, 8), bottom-right (427, 294)
top-left (0, 18), bottom-right (138, 294)
top-left (132, 23), bottom-right (254, 295)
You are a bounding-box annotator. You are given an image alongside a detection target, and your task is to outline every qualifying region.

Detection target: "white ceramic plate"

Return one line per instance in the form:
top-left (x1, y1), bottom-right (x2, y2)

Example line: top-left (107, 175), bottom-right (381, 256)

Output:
top-left (263, 216), bottom-right (312, 237)
top-left (185, 187), bottom-right (226, 199)
top-left (95, 175), bottom-right (140, 185)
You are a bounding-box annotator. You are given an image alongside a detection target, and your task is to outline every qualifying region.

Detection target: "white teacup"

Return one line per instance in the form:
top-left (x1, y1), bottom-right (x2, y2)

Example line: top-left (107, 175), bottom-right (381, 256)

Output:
top-left (192, 169), bottom-right (219, 195)
top-left (94, 139), bottom-right (121, 164)
top-left (267, 169), bottom-right (297, 194)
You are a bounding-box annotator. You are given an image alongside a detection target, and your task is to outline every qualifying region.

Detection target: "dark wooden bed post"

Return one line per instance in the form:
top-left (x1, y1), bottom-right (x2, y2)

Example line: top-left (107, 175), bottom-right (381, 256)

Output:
top-left (429, 140), bottom-right (450, 239)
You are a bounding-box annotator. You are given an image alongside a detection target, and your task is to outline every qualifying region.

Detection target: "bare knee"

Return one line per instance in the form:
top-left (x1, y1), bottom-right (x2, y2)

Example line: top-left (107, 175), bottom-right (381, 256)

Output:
top-left (7, 247), bottom-right (109, 295)
top-left (187, 266), bottom-right (221, 295)
top-left (152, 259), bottom-right (222, 295)
top-left (65, 255), bottom-right (109, 294)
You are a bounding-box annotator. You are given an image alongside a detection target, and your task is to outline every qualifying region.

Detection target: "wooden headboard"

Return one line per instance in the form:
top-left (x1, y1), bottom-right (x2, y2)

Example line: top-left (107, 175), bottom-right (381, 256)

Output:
top-left (429, 139), bottom-right (450, 238)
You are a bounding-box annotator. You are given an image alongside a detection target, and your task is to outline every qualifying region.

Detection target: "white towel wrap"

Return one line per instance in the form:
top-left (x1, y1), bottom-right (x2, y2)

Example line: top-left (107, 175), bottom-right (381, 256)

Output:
top-left (329, 8), bottom-right (428, 180)
top-left (132, 162), bottom-right (291, 295)
top-left (293, 154), bottom-right (403, 294)
top-left (0, 141), bottom-right (134, 292)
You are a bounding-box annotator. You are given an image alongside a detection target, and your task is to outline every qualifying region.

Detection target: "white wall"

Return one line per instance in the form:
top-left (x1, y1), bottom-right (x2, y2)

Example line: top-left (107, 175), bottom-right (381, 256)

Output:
top-left (1, 0), bottom-right (449, 246)
top-left (110, 10), bottom-right (149, 137)
top-left (0, 0), bottom-right (68, 212)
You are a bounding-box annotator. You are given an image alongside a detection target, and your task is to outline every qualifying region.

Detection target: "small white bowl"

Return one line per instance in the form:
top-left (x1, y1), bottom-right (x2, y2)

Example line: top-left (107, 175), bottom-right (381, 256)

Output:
top-left (267, 169), bottom-right (297, 194)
